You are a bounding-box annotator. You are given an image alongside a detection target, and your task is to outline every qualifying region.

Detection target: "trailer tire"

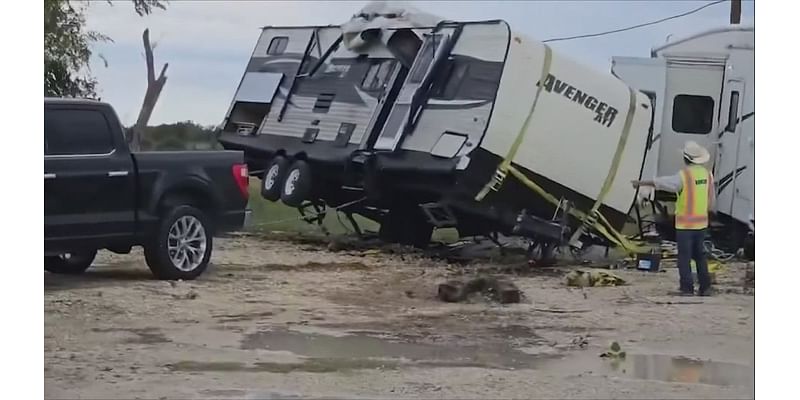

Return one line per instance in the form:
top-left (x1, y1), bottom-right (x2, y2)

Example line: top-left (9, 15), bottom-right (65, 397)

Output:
top-left (45, 251), bottom-right (97, 274)
top-left (281, 160), bottom-right (312, 207)
top-left (379, 207), bottom-right (433, 249)
top-left (261, 156), bottom-right (289, 201)
top-left (743, 234), bottom-right (754, 261)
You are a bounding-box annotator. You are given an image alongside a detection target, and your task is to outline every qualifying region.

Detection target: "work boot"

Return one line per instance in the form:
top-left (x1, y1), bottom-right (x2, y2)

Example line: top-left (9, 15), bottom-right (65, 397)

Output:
top-left (698, 288), bottom-right (714, 297)
top-left (668, 290), bottom-right (694, 297)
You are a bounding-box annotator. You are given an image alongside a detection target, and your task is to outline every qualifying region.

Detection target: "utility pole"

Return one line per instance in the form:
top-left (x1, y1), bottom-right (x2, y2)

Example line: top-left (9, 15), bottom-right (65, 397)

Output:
top-left (730, 0), bottom-right (741, 24)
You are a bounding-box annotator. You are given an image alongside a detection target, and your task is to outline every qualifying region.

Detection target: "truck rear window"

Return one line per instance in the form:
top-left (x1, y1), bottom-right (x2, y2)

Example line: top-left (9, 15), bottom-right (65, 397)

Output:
top-left (45, 109), bottom-right (114, 156)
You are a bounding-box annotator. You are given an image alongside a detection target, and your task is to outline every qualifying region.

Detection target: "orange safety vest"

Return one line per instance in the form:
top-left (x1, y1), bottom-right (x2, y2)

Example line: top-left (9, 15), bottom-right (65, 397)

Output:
top-left (675, 165), bottom-right (712, 230)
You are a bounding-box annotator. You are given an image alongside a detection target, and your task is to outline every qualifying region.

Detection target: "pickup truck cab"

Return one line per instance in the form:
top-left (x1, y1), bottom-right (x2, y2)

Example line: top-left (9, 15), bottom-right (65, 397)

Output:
top-left (45, 98), bottom-right (251, 280)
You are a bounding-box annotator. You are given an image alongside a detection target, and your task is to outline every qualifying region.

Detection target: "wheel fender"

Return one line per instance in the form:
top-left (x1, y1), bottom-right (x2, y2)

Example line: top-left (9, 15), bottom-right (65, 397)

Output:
top-left (148, 175), bottom-right (222, 217)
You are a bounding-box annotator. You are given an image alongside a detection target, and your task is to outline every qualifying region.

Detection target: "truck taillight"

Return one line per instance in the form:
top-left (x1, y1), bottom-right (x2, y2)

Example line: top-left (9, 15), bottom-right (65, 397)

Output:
top-left (232, 164), bottom-right (249, 200)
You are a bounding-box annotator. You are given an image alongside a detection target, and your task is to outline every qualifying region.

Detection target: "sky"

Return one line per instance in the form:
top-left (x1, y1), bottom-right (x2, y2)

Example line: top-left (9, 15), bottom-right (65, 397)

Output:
top-left (84, 0), bottom-right (755, 126)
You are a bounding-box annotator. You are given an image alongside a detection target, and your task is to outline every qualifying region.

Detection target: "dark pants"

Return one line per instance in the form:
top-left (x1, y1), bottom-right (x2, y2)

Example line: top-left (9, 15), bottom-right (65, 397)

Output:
top-left (676, 229), bottom-right (711, 293)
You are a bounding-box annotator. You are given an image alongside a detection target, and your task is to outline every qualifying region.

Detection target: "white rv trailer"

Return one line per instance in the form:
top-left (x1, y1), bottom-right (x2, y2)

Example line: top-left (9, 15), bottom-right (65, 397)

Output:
top-left (612, 25), bottom-right (754, 253)
top-left (219, 3), bottom-right (653, 250)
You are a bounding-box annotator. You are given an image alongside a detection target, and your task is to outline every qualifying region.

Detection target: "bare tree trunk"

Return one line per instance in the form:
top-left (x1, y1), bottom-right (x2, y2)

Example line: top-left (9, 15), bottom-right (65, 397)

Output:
top-left (730, 0), bottom-right (741, 24)
top-left (130, 28), bottom-right (168, 151)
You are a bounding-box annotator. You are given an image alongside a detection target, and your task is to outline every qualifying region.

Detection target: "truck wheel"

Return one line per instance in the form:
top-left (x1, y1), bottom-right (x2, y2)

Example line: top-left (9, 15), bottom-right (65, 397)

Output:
top-left (281, 160), bottom-right (312, 207)
top-left (261, 156), bottom-right (289, 201)
top-left (379, 207), bottom-right (433, 248)
top-left (44, 251), bottom-right (97, 274)
top-left (145, 205), bottom-right (213, 280)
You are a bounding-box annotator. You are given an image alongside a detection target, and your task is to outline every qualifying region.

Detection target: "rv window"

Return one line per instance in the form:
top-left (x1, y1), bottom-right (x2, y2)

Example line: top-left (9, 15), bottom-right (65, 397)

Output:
top-left (45, 109), bottom-right (114, 156)
top-left (672, 94), bottom-right (714, 134)
top-left (362, 63), bottom-right (380, 90)
top-left (313, 93), bottom-right (335, 113)
top-left (408, 36), bottom-right (440, 84)
top-left (434, 61), bottom-right (469, 100)
top-left (726, 91), bottom-right (740, 132)
top-left (267, 37), bottom-right (289, 55)
top-left (375, 61), bottom-right (396, 88)
top-left (361, 60), bottom-right (397, 91)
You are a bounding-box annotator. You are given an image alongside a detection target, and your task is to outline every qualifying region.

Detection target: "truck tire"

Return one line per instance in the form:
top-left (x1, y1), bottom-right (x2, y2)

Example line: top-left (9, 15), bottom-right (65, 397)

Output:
top-left (281, 160), bottom-right (312, 207)
top-left (379, 207), bottom-right (433, 248)
top-left (144, 205), bottom-right (213, 280)
top-left (44, 251), bottom-right (97, 274)
top-left (261, 156), bottom-right (289, 201)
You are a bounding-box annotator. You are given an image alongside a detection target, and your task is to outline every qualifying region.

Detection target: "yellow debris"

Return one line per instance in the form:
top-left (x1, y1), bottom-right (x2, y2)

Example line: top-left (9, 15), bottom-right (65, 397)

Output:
top-left (565, 269), bottom-right (626, 287)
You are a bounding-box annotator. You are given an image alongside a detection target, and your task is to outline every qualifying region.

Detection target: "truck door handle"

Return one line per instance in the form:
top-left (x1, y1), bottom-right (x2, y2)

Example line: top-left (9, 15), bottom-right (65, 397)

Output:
top-left (108, 171), bottom-right (129, 177)
top-left (44, 173), bottom-right (56, 180)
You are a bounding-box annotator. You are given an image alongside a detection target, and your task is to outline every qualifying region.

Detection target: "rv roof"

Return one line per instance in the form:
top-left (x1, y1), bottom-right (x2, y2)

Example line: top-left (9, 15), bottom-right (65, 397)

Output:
top-left (259, 24), bottom-right (338, 30)
top-left (653, 25), bottom-right (754, 54)
top-left (259, 19), bottom-right (508, 32)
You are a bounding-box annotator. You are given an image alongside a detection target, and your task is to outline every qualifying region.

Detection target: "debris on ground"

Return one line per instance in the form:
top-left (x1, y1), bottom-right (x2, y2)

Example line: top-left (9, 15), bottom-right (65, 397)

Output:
top-left (600, 341), bottom-right (627, 359)
top-left (437, 276), bottom-right (522, 304)
top-left (565, 269), bottom-right (626, 287)
top-left (571, 335), bottom-right (589, 349)
top-left (171, 289), bottom-right (198, 300)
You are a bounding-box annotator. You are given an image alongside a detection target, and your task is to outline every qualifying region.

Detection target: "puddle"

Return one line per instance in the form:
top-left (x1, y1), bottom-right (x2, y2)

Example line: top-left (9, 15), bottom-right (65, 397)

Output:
top-left (552, 353), bottom-right (753, 387)
top-left (199, 388), bottom-right (305, 399)
top-left (240, 328), bottom-right (548, 370)
top-left (166, 358), bottom-right (399, 373)
top-left (609, 354), bottom-right (753, 387)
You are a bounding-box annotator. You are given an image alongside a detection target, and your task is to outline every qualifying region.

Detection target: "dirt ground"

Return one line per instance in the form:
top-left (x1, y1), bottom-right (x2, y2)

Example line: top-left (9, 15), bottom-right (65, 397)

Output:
top-left (45, 234), bottom-right (754, 399)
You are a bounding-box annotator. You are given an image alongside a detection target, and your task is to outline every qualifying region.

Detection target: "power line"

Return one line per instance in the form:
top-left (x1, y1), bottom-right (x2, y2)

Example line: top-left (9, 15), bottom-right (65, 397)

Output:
top-left (543, 0), bottom-right (728, 43)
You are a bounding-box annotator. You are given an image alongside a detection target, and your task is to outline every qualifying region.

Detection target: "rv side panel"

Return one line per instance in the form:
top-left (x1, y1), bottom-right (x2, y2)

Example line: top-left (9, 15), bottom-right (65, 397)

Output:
top-left (400, 21), bottom-right (510, 158)
top-left (479, 33), bottom-right (652, 216)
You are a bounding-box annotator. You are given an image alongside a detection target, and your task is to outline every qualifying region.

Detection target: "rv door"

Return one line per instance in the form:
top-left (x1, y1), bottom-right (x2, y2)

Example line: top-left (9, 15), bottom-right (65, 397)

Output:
top-left (717, 78), bottom-right (752, 223)
top-left (373, 33), bottom-right (449, 151)
top-left (660, 59), bottom-right (725, 176)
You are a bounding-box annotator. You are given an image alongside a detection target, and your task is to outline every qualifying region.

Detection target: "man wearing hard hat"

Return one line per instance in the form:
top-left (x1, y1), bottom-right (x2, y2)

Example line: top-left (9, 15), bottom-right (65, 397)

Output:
top-left (632, 141), bottom-right (716, 296)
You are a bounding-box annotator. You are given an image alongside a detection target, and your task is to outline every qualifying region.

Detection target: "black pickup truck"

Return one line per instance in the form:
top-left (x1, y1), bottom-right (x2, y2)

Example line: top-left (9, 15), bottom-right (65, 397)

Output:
top-left (45, 98), bottom-right (251, 280)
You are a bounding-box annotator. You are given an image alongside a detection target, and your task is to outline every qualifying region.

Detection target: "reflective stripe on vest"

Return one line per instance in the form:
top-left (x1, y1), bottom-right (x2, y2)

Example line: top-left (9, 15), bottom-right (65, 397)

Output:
top-left (675, 165), bottom-right (710, 230)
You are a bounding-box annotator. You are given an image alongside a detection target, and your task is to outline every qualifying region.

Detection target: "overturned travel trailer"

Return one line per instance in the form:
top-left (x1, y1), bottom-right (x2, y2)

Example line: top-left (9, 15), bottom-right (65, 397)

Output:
top-left (612, 25), bottom-right (754, 255)
top-left (219, 2), bottom-right (653, 253)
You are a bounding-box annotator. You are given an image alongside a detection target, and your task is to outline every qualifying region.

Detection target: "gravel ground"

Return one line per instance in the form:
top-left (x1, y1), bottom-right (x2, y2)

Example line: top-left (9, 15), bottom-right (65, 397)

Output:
top-left (44, 234), bottom-right (754, 399)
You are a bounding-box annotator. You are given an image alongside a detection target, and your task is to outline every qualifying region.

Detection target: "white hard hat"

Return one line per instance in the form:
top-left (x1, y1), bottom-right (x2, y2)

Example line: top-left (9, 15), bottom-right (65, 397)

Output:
top-left (683, 141), bottom-right (710, 164)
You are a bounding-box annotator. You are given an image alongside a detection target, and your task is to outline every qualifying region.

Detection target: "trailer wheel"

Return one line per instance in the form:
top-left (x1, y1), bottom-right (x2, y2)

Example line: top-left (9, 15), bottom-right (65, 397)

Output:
top-left (281, 160), bottom-right (312, 207)
top-left (261, 156), bottom-right (289, 201)
top-left (743, 234), bottom-right (754, 261)
top-left (379, 207), bottom-right (433, 248)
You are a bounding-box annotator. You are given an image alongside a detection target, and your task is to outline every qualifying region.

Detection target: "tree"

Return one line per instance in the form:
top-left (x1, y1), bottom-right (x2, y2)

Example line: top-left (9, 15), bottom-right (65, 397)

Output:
top-left (44, 0), bottom-right (166, 98)
top-left (130, 28), bottom-right (168, 150)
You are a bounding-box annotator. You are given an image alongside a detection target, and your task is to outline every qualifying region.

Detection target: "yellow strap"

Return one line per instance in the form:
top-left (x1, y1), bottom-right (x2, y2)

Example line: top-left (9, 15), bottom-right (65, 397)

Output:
top-left (470, 45), bottom-right (647, 255)
top-left (475, 44), bottom-right (553, 201)
top-left (505, 151), bottom-right (648, 254)
top-left (569, 86), bottom-right (639, 244)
